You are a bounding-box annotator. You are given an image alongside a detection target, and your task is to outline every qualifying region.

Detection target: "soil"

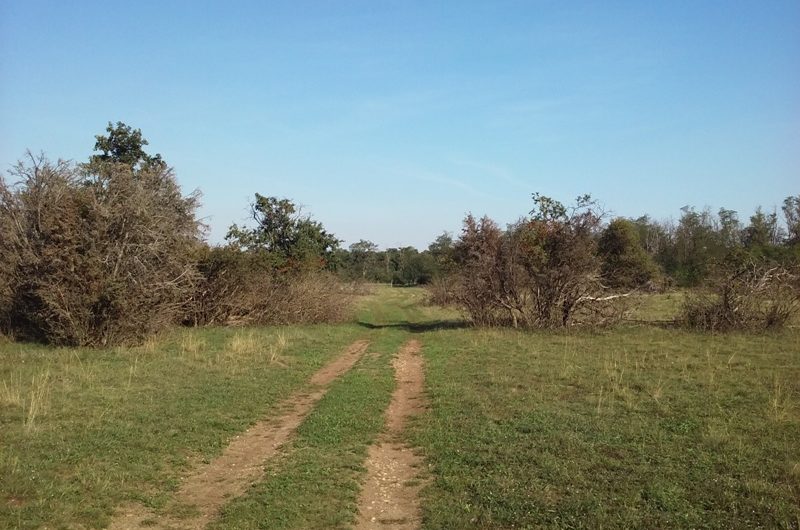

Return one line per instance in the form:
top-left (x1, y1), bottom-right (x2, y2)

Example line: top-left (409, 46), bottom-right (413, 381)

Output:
top-left (354, 339), bottom-right (427, 530)
top-left (108, 339), bottom-right (369, 530)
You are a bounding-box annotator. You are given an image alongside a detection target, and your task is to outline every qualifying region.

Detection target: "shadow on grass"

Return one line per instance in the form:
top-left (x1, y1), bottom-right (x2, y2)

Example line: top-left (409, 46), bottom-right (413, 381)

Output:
top-left (357, 319), bottom-right (470, 333)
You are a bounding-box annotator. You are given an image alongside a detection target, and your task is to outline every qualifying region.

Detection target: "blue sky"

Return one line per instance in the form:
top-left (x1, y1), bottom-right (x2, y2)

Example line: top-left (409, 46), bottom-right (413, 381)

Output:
top-left (1, 1), bottom-right (798, 249)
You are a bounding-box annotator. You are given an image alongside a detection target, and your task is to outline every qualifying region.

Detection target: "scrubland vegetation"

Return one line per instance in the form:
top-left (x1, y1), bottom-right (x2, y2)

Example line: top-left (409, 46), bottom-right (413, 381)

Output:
top-left (1, 124), bottom-right (799, 528)
top-left (1, 123), bottom-right (799, 344)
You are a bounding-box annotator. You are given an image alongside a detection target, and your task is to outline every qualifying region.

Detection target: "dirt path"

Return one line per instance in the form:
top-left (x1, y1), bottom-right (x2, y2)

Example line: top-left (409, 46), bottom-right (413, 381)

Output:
top-left (355, 339), bottom-right (426, 530)
top-left (109, 339), bottom-right (370, 530)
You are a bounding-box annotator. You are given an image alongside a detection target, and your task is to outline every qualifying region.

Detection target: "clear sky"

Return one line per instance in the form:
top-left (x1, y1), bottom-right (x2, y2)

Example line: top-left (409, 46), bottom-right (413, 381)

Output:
top-left (1, 1), bottom-right (798, 249)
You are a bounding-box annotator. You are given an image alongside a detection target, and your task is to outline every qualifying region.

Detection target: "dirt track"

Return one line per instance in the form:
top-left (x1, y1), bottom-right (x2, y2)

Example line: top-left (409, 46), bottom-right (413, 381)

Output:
top-left (109, 339), bottom-right (369, 530)
top-left (355, 339), bottom-right (427, 530)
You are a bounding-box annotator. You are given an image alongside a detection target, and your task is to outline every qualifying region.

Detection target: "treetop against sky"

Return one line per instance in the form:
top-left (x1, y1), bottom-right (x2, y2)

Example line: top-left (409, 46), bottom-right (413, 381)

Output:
top-left (1, 0), bottom-right (797, 248)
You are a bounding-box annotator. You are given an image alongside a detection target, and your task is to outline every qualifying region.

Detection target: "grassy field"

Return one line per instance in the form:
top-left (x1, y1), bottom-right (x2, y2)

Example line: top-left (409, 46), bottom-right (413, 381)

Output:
top-left (1, 286), bottom-right (799, 528)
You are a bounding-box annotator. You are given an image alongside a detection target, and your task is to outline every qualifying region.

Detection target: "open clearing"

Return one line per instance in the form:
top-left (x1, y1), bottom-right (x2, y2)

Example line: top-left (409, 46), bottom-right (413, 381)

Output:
top-left (2, 286), bottom-right (799, 528)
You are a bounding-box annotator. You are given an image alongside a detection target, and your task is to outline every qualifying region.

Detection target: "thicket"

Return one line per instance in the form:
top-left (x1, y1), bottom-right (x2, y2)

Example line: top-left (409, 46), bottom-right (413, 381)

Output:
top-left (2, 122), bottom-right (798, 342)
top-left (0, 148), bottom-right (201, 346)
top-left (0, 123), bottom-right (350, 346)
top-left (680, 259), bottom-right (800, 331)
top-left (188, 194), bottom-right (348, 326)
top-left (443, 195), bottom-right (632, 328)
top-left (423, 194), bottom-right (800, 331)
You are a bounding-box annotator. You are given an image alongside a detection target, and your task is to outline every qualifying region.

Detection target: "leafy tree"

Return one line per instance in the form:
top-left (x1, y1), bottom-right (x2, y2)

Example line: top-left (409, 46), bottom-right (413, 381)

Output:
top-left (598, 218), bottom-right (659, 289)
top-left (226, 194), bottom-right (339, 270)
top-left (672, 206), bottom-right (721, 286)
top-left (428, 231), bottom-right (456, 275)
top-left (86, 121), bottom-right (165, 173)
top-left (631, 215), bottom-right (674, 272)
top-left (348, 239), bottom-right (379, 279)
top-left (717, 208), bottom-right (742, 249)
top-left (385, 247), bottom-right (436, 285)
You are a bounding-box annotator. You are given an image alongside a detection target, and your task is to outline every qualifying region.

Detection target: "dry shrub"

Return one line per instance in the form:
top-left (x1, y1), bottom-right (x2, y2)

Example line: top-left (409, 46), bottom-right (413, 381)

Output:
top-left (680, 260), bottom-right (800, 331)
top-left (426, 276), bottom-right (458, 306)
top-left (188, 248), bottom-right (352, 326)
top-left (451, 196), bottom-right (631, 328)
top-left (0, 153), bottom-right (201, 346)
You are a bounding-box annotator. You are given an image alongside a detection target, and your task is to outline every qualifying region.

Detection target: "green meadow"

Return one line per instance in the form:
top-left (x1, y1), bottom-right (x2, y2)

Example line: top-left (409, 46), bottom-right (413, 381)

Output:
top-left (1, 286), bottom-right (798, 529)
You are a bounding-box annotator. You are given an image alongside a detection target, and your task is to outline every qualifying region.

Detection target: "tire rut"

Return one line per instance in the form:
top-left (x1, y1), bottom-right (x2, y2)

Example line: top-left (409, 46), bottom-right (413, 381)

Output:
top-left (355, 339), bottom-right (427, 530)
top-left (109, 339), bottom-right (370, 530)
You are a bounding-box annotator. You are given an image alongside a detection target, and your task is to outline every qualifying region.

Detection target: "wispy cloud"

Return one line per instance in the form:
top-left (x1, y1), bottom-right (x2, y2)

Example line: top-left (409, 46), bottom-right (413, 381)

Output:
top-left (448, 157), bottom-right (533, 192)
top-left (382, 165), bottom-right (498, 201)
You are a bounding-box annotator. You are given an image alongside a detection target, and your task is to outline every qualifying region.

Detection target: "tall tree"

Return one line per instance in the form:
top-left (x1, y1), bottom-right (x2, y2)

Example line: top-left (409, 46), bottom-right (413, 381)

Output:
top-left (349, 240), bottom-right (379, 279)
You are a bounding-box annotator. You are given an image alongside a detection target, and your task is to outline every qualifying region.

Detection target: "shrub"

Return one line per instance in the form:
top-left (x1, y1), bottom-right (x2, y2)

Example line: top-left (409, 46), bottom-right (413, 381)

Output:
top-left (188, 246), bottom-right (352, 327)
top-left (451, 195), bottom-right (629, 328)
top-left (598, 218), bottom-right (660, 289)
top-left (680, 260), bottom-right (800, 331)
top-left (0, 153), bottom-right (201, 346)
top-left (426, 276), bottom-right (458, 307)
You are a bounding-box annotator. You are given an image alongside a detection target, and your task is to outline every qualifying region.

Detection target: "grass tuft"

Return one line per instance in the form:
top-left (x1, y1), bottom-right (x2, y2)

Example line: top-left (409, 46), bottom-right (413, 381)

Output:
top-left (23, 369), bottom-right (51, 432)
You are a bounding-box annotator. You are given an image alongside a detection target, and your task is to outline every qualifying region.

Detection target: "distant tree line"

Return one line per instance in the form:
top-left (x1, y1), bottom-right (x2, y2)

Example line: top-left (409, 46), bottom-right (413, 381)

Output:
top-left (333, 195), bottom-right (800, 291)
top-left (419, 194), bottom-right (800, 330)
top-left (1, 122), bottom-right (798, 344)
top-left (334, 236), bottom-right (452, 286)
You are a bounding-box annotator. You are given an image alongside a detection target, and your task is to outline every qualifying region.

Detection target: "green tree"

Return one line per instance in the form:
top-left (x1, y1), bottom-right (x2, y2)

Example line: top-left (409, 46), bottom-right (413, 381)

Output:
top-left (348, 240), bottom-right (379, 279)
top-left (428, 231), bottom-right (456, 275)
top-left (717, 208), bottom-right (742, 249)
top-left (226, 194), bottom-right (339, 270)
top-left (598, 218), bottom-right (660, 289)
top-left (86, 121), bottom-right (164, 173)
top-left (672, 206), bottom-right (721, 285)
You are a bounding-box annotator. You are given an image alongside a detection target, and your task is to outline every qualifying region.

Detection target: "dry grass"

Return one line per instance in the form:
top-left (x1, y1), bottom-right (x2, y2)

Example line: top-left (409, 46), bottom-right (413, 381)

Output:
top-left (24, 369), bottom-right (50, 431)
top-left (768, 376), bottom-right (795, 422)
top-left (138, 333), bottom-right (162, 355)
top-left (1, 368), bottom-right (52, 432)
top-left (267, 332), bottom-right (289, 364)
top-left (179, 332), bottom-right (208, 360)
top-left (227, 330), bottom-right (258, 356)
top-left (0, 371), bottom-right (23, 407)
top-left (213, 329), bottom-right (292, 374)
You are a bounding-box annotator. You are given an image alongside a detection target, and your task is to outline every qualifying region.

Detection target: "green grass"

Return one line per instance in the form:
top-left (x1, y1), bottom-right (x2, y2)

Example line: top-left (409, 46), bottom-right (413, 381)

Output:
top-left (411, 325), bottom-right (800, 528)
top-left (628, 290), bottom-right (688, 321)
top-left (210, 329), bottom-right (403, 529)
top-left (1, 286), bottom-right (798, 529)
top-left (0, 324), bottom-right (364, 528)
